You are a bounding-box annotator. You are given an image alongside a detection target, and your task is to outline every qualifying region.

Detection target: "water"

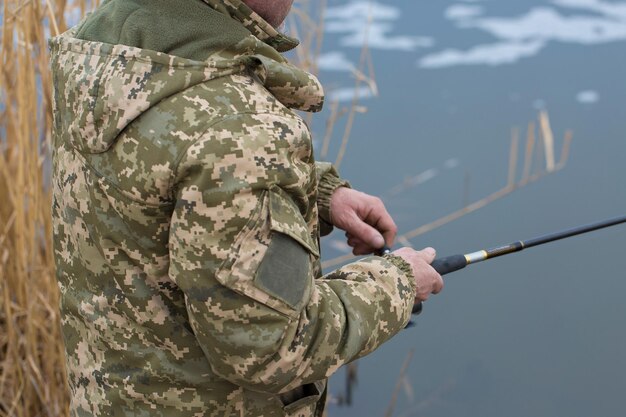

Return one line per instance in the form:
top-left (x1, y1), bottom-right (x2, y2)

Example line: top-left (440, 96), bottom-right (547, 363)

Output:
top-left (314, 1), bottom-right (626, 416)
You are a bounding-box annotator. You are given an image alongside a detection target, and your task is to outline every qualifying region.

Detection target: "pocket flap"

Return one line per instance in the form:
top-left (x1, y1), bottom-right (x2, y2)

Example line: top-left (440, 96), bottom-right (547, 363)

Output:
top-left (268, 186), bottom-right (319, 257)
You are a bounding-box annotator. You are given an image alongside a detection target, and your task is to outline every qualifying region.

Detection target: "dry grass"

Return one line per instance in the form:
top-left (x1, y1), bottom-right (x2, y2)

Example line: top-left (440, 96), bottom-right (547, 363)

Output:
top-left (0, 1), bottom-right (100, 415)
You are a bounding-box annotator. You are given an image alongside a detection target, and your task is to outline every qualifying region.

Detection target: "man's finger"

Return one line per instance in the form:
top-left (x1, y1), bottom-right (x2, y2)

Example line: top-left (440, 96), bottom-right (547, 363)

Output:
top-left (432, 275), bottom-right (444, 294)
top-left (347, 236), bottom-right (363, 248)
top-left (363, 199), bottom-right (397, 246)
top-left (352, 244), bottom-right (375, 256)
top-left (418, 247), bottom-right (436, 264)
top-left (345, 212), bottom-right (385, 249)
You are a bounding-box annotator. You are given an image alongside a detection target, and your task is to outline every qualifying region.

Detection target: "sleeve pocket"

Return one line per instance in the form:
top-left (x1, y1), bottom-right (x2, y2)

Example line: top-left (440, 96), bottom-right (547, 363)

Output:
top-left (215, 186), bottom-right (319, 318)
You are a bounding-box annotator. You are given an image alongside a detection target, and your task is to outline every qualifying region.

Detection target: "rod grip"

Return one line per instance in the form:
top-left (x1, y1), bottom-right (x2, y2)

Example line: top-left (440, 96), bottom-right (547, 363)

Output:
top-left (431, 254), bottom-right (468, 275)
top-left (411, 255), bottom-right (467, 317)
top-left (378, 248), bottom-right (467, 318)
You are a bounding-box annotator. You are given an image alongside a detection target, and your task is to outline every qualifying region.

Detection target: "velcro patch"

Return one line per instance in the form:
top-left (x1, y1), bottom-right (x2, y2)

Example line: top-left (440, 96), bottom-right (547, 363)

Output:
top-left (254, 232), bottom-right (311, 309)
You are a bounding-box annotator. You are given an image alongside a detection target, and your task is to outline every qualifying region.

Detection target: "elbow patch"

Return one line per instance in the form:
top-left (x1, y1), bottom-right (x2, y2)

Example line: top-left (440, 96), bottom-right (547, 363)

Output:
top-left (255, 232), bottom-right (311, 309)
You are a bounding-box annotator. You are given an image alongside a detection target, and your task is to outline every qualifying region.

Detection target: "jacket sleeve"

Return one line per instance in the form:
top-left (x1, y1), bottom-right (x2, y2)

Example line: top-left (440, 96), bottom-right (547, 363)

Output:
top-left (314, 162), bottom-right (350, 236)
top-left (168, 112), bottom-right (416, 395)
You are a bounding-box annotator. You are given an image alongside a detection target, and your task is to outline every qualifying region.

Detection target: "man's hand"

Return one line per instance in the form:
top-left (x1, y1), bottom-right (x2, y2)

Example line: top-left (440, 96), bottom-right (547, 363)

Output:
top-left (329, 187), bottom-right (397, 255)
top-left (392, 247), bottom-right (443, 302)
top-left (329, 187), bottom-right (443, 301)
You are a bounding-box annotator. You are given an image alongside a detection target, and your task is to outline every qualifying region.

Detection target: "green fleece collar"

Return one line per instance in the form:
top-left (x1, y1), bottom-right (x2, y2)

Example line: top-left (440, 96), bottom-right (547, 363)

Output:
top-left (202, 0), bottom-right (299, 52)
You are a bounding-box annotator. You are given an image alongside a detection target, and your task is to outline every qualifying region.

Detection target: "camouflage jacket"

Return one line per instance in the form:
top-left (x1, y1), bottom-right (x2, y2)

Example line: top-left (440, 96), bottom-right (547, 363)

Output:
top-left (49, 1), bottom-right (416, 416)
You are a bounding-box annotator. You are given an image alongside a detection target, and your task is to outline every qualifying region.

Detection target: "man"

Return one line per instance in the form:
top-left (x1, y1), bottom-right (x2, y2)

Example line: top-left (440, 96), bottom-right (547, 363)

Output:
top-left (49, 0), bottom-right (442, 416)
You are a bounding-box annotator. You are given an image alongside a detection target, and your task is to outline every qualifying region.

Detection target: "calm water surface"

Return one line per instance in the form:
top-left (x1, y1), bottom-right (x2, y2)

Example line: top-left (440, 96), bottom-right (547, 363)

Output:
top-left (312, 1), bottom-right (626, 416)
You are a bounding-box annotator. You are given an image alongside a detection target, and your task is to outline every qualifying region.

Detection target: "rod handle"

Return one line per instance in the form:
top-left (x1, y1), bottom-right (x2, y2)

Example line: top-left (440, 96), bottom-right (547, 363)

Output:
top-left (431, 254), bottom-right (468, 275)
top-left (377, 248), bottom-right (467, 317)
top-left (411, 255), bottom-right (467, 317)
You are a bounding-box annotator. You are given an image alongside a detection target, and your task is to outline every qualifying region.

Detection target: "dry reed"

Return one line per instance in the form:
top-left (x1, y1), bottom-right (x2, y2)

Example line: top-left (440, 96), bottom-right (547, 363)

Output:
top-left (0, 1), bottom-right (96, 415)
top-left (383, 350), bottom-right (415, 417)
top-left (290, 0), bottom-right (377, 167)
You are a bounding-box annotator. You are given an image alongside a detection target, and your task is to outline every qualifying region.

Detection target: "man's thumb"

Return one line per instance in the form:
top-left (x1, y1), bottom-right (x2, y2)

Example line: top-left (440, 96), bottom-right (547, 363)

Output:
top-left (421, 247), bottom-right (437, 263)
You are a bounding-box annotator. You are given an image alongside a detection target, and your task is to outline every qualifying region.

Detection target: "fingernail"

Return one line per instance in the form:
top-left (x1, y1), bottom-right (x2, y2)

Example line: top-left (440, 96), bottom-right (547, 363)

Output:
top-left (374, 234), bottom-right (385, 248)
top-left (424, 247), bottom-right (436, 256)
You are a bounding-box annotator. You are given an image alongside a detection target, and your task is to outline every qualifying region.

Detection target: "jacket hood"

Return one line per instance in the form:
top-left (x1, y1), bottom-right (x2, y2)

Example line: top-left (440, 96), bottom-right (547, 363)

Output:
top-left (49, 2), bottom-right (323, 154)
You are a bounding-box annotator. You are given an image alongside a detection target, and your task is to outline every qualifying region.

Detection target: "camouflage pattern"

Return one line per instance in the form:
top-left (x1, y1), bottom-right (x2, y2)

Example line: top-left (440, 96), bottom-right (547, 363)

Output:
top-left (49, 1), bottom-right (417, 416)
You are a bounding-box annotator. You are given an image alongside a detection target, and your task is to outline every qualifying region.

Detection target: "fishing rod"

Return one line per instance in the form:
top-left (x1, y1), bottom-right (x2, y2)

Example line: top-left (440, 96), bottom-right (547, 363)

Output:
top-left (380, 214), bottom-right (626, 315)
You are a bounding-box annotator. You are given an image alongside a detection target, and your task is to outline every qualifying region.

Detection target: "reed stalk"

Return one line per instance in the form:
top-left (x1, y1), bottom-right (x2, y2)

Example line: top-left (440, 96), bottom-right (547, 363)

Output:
top-left (0, 1), bottom-right (104, 415)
